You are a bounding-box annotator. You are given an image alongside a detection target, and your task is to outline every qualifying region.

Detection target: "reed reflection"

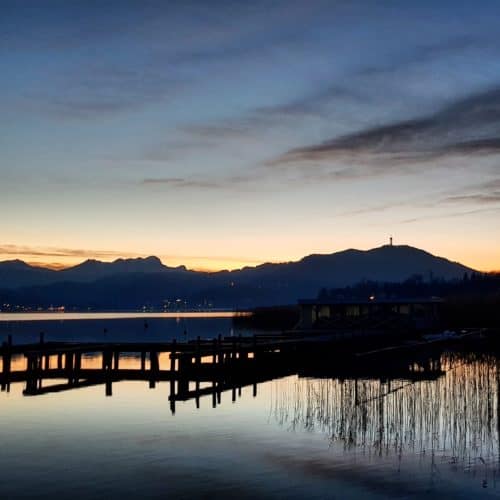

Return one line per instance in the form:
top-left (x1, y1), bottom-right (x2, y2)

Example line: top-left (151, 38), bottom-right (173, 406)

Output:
top-left (271, 352), bottom-right (500, 483)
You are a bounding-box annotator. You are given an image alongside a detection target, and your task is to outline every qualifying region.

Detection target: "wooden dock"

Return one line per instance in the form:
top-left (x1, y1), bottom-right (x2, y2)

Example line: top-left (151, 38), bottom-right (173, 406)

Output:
top-left (0, 330), bottom-right (468, 412)
top-left (0, 332), bottom-right (319, 411)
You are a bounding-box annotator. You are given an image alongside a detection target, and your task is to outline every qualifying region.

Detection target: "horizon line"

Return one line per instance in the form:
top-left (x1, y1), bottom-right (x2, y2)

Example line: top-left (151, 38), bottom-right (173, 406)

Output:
top-left (0, 243), bottom-right (496, 274)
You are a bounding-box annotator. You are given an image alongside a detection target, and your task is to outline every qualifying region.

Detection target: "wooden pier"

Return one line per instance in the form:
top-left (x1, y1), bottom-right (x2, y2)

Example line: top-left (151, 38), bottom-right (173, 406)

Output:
top-left (0, 332), bottom-right (315, 412)
top-left (0, 330), bottom-right (470, 413)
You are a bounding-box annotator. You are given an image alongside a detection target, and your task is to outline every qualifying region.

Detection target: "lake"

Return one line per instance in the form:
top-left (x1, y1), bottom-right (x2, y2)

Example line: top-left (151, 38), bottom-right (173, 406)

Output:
top-left (0, 315), bottom-right (499, 498)
top-left (0, 311), bottom-right (253, 344)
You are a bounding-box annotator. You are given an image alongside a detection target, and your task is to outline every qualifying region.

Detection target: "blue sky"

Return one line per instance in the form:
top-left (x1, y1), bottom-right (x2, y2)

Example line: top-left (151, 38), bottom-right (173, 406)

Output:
top-left (1, 1), bottom-right (500, 270)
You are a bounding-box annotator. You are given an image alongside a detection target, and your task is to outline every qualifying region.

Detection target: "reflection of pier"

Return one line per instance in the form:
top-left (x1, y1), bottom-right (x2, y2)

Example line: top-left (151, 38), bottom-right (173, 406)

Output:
top-left (0, 334), bottom-right (309, 411)
top-left (0, 332), bottom-right (452, 412)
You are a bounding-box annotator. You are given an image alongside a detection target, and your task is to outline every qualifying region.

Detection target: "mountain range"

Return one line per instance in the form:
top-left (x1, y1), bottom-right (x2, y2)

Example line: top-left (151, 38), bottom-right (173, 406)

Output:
top-left (0, 245), bottom-right (474, 309)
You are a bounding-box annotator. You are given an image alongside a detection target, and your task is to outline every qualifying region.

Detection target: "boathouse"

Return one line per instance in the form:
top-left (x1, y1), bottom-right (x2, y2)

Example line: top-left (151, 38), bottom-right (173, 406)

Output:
top-left (297, 297), bottom-right (443, 332)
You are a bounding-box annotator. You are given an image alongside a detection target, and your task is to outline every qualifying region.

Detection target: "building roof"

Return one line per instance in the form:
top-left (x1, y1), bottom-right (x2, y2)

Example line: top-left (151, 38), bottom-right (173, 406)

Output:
top-left (298, 297), bottom-right (443, 306)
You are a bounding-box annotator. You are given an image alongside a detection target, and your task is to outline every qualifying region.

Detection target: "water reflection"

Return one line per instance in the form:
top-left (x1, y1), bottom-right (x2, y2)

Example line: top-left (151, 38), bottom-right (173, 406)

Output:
top-left (271, 352), bottom-right (500, 487)
top-left (2, 347), bottom-right (500, 497)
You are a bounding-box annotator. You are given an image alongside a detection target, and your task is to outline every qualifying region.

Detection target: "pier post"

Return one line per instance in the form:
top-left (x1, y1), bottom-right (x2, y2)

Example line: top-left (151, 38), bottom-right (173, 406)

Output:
top-left (196, 336), bottom-right (201, 368)
top-left (1, 341), bottom-right (11, 391)
top-left (150, 351), bottom-right (159, 379)
top-left (178, 377), bottom-right (188, 396)
top-left (44, 355), bottom-right (50, 371)
top-left (149, 351), bottom-right (159, 389)
top-left (212, 339), bottom-right (217, 366)
top-left (217, 335), bottom-right (223, 369)
top-left (105, 378), bottom-right (112, 397)
top-left (170, 339), bottom-right (177, 373)
top-left (25, 354), bottom-right (37, 393)
top-left (113, 351), bottom-right (119, 371)
top-left (64, 352), bottom-right (71, 372)
top-left (195, 380), bottom-right (200, 409)
top-left (104, 349), bottom-right (112, 396)
top-left (212, 380), bottom-right (217, 408)
top-left (74, 352), bottom-right (82, 382)
top-left (65, 353), bottom-right (74, 384)
top-left (103, 349), bottom-right (113, 371)
top-left (170, 379), bottom-right (176, 415)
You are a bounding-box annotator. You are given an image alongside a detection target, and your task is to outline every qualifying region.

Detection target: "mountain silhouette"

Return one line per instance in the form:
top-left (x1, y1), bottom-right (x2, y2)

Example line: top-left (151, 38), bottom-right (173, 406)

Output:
top-left (0, 245), bottom-right (474, 309)
top-left (59, 256), bottom-right (175, 282)
top-left (0, 259), bottom-right (57, 288)
top-left (0, 256), bottom-right (182, 288)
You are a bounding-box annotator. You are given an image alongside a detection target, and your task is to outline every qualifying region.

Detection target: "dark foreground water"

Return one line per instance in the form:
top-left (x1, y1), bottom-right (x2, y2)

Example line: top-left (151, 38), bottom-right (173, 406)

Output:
top-left (1, 318), bottom-right (500, 499)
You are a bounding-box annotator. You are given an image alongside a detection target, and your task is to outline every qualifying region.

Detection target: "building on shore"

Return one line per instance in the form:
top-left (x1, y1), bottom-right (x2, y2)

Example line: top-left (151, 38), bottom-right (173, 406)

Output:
top-left (297, 297), bottom-right (443, 332)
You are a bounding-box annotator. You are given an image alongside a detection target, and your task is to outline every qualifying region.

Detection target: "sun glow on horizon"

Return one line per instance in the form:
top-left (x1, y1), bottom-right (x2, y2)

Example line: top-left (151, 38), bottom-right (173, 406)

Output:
top-left (1, 243), bottom-right (498, 274)
top-left (1, 251), bottom-right (274, 273)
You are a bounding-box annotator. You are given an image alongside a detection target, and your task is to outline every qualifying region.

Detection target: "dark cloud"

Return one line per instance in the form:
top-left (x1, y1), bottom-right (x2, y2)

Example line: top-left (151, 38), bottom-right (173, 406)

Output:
top-left (448, 138), bottom-right (500, 155)
top-left (171, 86), bottom-right (352, 147)
top-left (271, 87), bottom-right (500, 169)
top-left (157, 31), bottom-right (497, 154)
top-left (143, 84), bottom-right (363, 166)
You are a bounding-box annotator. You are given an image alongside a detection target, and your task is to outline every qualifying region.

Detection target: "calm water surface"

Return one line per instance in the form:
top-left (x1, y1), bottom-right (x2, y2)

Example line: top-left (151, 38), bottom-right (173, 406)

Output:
top-left (0, 318), bottom-right (499, 498)
top-left (0, 312), bottom-right (252, 344)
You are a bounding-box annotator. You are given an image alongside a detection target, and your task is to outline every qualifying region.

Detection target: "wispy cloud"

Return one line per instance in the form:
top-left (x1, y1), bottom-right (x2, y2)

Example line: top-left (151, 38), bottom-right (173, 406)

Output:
top-left (0, 244), bottom-right (268, 271)
top-left (269, 87), bottom-right (500, 171)
top-left (0, 245), bottom-right (138, 260)
top-left (401, 206), bottom-right (500, 224)
top-left (357, 34), bottom-right (491, 79)
top-left (8, 2), bottom-right (341, 121)
top-left (442, 177), bottom-right (500, 205)
top-left (148, 30), bottom-right (498, 162)
top-left (24, 63), bottom-right (183, 119)
top-left (444, 193), bottom-right (500, 205)
top-left (142, 177), bottom-right (221, 189)
top-left (335, 177), bottom-right (500, 220)
top-left (141, 85), bottom-right (500, 195)
top-left (142, 176), bottom-right (250, 190)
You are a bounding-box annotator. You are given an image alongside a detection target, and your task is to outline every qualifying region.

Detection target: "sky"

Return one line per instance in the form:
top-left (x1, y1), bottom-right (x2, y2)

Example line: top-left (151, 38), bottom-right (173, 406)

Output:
top-left (1, 0), bottom-right (499, 271)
